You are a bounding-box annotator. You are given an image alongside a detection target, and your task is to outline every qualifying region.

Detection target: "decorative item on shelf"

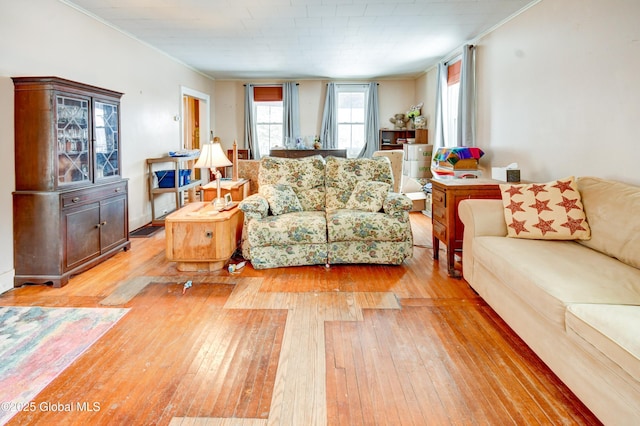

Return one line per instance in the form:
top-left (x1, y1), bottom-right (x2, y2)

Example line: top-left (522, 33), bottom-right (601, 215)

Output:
top-left (194, 140), bottom-right (232, 209)
top-left (414, 115), bottom-right (427, 129)
top-left (406, 102), bottom-right (423, 130)
top-left (389, 113), bottom-right (409, 130)
top-left (313, 135), bottom-right (321, 149)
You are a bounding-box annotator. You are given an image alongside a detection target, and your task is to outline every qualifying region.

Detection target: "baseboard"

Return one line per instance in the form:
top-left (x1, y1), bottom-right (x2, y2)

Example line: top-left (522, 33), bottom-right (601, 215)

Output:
top-left (0, 268), bottom-right (15, 295)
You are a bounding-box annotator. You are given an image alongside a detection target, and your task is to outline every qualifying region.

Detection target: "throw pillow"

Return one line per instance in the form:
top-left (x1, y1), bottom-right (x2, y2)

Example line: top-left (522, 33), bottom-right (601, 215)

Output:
top-left (500, 176), bottom-right (591, 240)
top-left (345, 181), bottom-right (390, 212)
top-left (260, 184), bottom-right (303, 215)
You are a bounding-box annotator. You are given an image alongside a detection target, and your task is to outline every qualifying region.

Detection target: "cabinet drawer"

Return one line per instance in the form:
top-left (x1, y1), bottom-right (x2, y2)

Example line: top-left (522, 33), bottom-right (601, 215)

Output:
top-left (432, 220), bottom-right (446, 241)
top-left (62, 182), bottom-right (127, 208)
top-left (432, 188), bottom-right (445, 205)
top-left (432, 204), bottom-right (446, 223)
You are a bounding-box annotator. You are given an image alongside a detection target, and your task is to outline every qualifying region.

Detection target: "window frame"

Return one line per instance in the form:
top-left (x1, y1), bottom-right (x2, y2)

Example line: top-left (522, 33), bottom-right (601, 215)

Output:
top-left (254, 99), bottom-right (283, 157)
top-left (444, 59), bottom-right (461, 147)
top-left (335, 84), bottom-right (367, 158)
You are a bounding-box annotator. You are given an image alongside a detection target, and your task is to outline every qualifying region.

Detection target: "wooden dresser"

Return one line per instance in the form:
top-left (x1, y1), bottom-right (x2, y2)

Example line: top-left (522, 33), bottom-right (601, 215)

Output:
top-left (431, 179), bottom-right (502, 277)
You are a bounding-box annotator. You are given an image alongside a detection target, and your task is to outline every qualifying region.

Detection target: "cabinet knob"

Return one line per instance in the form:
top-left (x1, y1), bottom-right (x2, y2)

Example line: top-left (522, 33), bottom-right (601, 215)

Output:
top-left (101, 221), bottom-right (107, 226)
top-left (72, 197), bottom-right (80, 203)
top-left (115, 187), bottom-right (122, 192)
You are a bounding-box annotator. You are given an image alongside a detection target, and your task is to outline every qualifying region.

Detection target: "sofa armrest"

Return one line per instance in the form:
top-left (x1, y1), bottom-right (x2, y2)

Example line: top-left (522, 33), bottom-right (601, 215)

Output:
top-left (238, 193), bottom-right (269, 220)
top-left (458, 199), bottom-right (507, 282)
top-left (383, 192), bottom-right (413, 217)
top-left (458, 199), bottom-right (508, 238)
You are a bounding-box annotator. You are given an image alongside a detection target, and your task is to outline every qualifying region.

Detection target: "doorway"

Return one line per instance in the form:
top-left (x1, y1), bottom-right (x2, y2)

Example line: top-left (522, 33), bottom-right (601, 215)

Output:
top-left (180, 87), bottom-right (210, 182)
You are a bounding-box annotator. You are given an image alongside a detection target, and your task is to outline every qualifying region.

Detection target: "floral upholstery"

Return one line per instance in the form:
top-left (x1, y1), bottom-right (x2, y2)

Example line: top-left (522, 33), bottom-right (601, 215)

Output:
top-left (259, 155), bottom-right (326, 211)
top-left (345, 181), bottom-right (390, 212)
top-left (260, 184), bottom-right (303, 215)
top-left (239, 155), bottom-right (413, 269)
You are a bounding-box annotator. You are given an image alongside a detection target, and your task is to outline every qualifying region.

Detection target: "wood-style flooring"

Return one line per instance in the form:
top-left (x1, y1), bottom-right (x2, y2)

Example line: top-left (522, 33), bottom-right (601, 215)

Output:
top-left (1, 212), bottom-right (600, 425)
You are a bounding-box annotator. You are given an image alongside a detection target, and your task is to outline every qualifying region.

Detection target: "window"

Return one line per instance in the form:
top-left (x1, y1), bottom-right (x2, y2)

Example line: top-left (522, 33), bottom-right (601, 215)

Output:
top-left (445, 60), bottom-right (461, 147)
top-left (253, 86), bottom-right (283, 156)
top-left (336, 86), bottom-right (366, 158)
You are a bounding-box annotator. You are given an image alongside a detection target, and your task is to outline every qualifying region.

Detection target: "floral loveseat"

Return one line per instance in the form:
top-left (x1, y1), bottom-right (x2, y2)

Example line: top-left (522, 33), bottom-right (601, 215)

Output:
top-left (238, 155), bottom-right (413, 269)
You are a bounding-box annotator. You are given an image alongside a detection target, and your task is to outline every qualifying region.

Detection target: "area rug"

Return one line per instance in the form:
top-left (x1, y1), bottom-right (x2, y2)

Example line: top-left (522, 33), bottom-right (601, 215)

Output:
top-left (0, 306), bottom-right (129, 425)
top-left (129, 225), bottom-right (163, 238)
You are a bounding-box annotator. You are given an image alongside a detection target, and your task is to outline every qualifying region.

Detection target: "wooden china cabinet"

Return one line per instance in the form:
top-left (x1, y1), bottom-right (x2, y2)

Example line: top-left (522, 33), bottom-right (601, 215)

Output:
top-left (12, 77), bottom-right (130, 287)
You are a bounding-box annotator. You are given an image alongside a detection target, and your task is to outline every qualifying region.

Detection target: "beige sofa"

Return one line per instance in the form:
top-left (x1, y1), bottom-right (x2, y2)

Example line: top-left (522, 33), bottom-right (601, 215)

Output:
top-left (239, 155), bottom-right (413, 269)
top-left (458, 176), bottom-right (640, 425)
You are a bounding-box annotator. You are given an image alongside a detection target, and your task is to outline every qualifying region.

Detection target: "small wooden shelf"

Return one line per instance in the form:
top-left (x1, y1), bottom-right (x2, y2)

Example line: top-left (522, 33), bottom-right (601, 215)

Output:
top-left (379, 129), bottom-right (415, 150)
top-left (147, 155), bottom-right (202, 225)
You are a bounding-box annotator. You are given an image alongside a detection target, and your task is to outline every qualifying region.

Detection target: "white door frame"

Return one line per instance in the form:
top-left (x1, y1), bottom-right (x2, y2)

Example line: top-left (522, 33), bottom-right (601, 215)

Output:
top-left (180, 86), bottom-right (210, 150)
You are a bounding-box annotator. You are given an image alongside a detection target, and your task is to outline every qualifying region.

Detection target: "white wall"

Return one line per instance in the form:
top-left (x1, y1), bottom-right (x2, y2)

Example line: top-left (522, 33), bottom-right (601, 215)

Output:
top-left (213, 79), bottom-right (418, 152)
top-left (0, 0), bottom-right (215, 293)
top-left (473, 0), bottom-right (640, 184)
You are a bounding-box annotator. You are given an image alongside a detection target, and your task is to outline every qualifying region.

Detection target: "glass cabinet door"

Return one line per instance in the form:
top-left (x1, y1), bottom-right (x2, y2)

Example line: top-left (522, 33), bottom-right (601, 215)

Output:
top-left (94, 100), bottom-right (120, 180)
top-left (56, 95), bottom-right (90, 185)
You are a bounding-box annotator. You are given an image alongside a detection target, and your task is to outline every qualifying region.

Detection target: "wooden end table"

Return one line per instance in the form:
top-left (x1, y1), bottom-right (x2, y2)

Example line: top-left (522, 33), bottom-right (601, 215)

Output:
top-left (201, 178), bottom-right (250, 203)
top-left (165, 202), bottom-right (244, 272)
top-left (431, 178), bottom-right (502, 277)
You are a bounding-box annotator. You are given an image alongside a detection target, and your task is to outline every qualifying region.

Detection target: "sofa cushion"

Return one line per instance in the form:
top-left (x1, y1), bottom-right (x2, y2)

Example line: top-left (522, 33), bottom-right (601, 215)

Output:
top-left (566, 304), bottom-right (640, 384)
top-left (499, 176), bottom-right (590, 240)
top-left (260, 183), bottom-right (303, 215)
top-left (577, 177), bottom-right (640, 270)
top-left (258, 155), bottom-right (326, 211)
top-left (325, 156), bottom-right (394, 210)
top-left (472, 236), bottom-right (640, 329)
top-left (327, 210), bottom-right (408, 242)
top-left (246, 211), bottom-right (327, 247)
top-left (345, 181), bottom-right (390, 212)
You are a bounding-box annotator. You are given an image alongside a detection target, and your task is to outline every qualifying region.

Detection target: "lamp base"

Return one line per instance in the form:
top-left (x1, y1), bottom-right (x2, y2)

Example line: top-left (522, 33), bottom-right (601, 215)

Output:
top-left (212, 197), bottom-right (226, 210)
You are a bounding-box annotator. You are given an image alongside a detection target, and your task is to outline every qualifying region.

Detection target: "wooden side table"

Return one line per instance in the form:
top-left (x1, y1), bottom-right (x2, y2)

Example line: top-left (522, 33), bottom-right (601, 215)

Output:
top-left (165, 202), bottom-right (244, 271)
top-left (201, 178), bottom-right (250, 203)
top-left (431, 179), bottom-right (502, 277)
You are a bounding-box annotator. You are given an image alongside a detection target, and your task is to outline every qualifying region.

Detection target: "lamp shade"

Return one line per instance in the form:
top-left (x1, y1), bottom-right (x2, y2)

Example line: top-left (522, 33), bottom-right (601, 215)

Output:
top-left (194, 142), bottom-right (232, 169)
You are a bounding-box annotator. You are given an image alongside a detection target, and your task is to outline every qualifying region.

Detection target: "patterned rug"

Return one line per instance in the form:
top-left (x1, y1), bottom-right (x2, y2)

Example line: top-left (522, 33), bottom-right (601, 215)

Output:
top-left (0, 306), bottom-right (129, 425)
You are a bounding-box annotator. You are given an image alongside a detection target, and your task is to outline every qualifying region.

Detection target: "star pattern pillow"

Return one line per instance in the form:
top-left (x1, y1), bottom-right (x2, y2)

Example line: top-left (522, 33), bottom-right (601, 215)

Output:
top-left (500, 176), bottom-right (591, 240)
top-left (345, 181), bottom-right (390, 212)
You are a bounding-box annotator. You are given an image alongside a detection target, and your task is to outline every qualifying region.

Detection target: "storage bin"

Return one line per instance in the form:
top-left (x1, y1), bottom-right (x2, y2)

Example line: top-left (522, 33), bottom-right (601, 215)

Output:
top-left (403, 159), bottom-right (432, 178)
top-left (404, 144), bottom-right (433, 161)
top-left (155, 169), bottom-right (191, 188)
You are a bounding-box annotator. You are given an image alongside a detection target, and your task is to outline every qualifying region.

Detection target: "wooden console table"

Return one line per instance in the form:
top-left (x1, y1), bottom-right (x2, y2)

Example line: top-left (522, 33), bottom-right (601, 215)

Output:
top-left (431, 179), bottom-right (502, 277)
top-left (165, 202), bottom-right (243, 272)
top-left (269, 148), bottom-right (347, 158)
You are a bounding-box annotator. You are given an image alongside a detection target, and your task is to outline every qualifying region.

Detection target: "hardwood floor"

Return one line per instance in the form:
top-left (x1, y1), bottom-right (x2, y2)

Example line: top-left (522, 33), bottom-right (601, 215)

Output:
top-left (1, 212), bottom-right (600, 425)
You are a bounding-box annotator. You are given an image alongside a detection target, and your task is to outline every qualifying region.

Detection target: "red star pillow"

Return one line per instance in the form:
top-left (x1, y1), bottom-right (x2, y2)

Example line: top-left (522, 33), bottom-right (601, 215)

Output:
top-left (500, 176), bottom-right (591, 240)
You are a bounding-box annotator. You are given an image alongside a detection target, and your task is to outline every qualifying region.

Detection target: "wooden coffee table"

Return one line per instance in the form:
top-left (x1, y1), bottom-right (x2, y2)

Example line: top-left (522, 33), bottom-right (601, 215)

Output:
top-left (165, 202), bottom-right (244, 271)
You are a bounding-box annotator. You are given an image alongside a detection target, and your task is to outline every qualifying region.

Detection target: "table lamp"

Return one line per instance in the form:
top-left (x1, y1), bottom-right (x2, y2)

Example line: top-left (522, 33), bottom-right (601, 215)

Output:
top-left (194, 141), bottom-right (232, 209)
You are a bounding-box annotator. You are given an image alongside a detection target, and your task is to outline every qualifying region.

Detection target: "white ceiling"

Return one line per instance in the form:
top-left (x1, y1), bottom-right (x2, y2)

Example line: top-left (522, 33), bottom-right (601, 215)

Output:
top-left (62, 0), bottom-right (537, 80)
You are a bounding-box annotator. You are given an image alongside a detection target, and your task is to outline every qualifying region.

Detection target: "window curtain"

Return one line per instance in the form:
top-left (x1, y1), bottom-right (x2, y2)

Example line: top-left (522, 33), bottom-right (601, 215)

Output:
top-left (282, 81), bottom-right (300, 144)
top-left (358, 82), bottom-right (379, 158)
top-left (319, 82), bottom-right (337, 148)
top-left (244, 84), bottom-right (259, 159)
top-left (433, 62), bottom-right (447, 150)
top-left (457, 44), bottom-right (476, 147)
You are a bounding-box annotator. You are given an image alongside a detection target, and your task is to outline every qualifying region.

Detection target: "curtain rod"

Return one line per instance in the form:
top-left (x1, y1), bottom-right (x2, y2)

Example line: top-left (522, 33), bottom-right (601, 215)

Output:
top-left (326, 83), bottom-right (379, 86)
top-left (243, 83), bottom-right (299, 86)
top-left (443, 44), bottom-right (475, 66)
